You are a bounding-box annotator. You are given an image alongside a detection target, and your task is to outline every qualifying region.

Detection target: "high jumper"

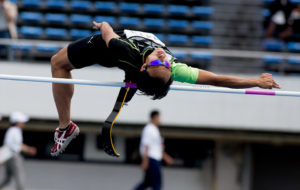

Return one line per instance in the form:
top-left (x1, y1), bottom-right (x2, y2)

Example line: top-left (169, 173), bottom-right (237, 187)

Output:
top-left (49, 21), bottom-right (280, 157)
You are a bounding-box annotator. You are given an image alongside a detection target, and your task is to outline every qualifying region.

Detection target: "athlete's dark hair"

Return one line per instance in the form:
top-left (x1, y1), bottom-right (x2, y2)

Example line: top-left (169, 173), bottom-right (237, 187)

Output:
top-left (150, 110), bottom-right (160, 119)
top-left (136, 70), bottom-right (173, 100)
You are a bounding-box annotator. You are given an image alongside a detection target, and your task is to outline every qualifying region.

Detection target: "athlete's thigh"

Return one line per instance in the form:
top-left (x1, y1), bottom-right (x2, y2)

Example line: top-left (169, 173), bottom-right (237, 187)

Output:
top-left (67, 34), bottom-right (115, 69)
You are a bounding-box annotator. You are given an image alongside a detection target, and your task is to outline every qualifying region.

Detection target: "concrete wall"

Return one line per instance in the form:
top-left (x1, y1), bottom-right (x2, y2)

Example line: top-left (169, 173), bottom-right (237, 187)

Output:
top-left (1, 62), bottom-right (300, 132)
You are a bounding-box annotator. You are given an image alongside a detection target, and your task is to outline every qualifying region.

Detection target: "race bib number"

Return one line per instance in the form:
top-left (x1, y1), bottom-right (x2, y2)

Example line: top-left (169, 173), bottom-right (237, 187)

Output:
top-left (124, 30), bottom-right (165, 47)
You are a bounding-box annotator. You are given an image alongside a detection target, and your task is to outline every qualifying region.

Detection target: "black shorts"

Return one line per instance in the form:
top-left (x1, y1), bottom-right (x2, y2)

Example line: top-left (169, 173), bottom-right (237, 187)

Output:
top-left (67, 34), bottom-right (117, 69)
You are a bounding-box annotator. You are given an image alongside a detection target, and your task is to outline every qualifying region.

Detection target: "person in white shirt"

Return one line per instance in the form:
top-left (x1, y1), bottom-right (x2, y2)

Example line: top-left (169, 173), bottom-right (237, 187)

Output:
top-left (134, 110), bottom-right (173, 190)
top-left (0, 112), bottom-right (36, 190)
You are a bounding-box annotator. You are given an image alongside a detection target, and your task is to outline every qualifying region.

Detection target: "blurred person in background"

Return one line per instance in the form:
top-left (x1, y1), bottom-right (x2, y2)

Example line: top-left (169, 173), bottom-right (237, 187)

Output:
top-left (0, 0), bottom-right (18, 58)
top-left (265, 0), bottom-right (295, 40)
top-left (134, 110), bottom-right (173, 190)
top-left (0, 112), bottom-right (36, 190)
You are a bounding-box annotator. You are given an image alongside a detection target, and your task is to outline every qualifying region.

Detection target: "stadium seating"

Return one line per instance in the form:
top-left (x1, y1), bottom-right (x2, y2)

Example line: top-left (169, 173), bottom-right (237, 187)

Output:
top-left (120, 3), bottom-right (140, 13)
top-left (172, 51), bottom-right (188, 59)
top-left (46, 0), bottom-right (67, 10)
top-left (94, 16), bottom-right (116, 25)
top-left (70, 29), bottom-right (91, 39)
top-left (94, 1), bottom-right (116, 12)
top-left (119, 17), bottom-right (140, 27)
top-left (19, 26), bottom-right (43, 38)
top-left (168, 34), bottom-right (188, 44)
top-left (70, 14), bottom-right (92, 25)
top-left (287, 42), bottom-right (300, 52)
top-left (192, 21), bottom-right (213, 30)
top-left (144, 18), bottom-right (164, 28)
top-left (45, 28), bottom-right (67, 39)
top-left (263, 55), bottom-right (283, 64)
top-left (192, 7), bottom-right (214, 16)
top-left (36, 44), bottom-right (59, 53)
top-left (191, 52), bottom-right (213, 60)
top-left (168, 5), bottom-right (189, 15)
top-left (45, 13), bottom-right (67, 24)
top-left (70, 1), bottom-right (92, 10)
top-left (144, 4), bottom-right (164, 14)
top-left (192, 36), bottom-right (213, 45)
top-left (153, 33), bottom-right (164, 41)
top-left (20, 12), bottom-right (42, 23)
top-left (168, 20), bottom-right (188, 29)
top-left (262, 40), bottom-right (284, 51)
top-left (21, 0), bottom-right (42, 8)
top-left (288, 57), bottom-right (300, 65)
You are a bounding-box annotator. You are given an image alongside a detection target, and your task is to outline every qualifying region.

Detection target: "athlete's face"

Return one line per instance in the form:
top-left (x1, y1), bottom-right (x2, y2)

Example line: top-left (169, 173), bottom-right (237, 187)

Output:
top-left (140, 48), bottom-right (171, 83)
top-left (140, 48), bottom-right (171, 71)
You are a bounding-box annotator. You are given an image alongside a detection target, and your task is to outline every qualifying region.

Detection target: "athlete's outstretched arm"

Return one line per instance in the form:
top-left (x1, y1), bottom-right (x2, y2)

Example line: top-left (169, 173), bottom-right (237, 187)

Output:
top-left (93, 21), bottom-right (119, 47)
top-left (196, 69), bottom-right (280, 89)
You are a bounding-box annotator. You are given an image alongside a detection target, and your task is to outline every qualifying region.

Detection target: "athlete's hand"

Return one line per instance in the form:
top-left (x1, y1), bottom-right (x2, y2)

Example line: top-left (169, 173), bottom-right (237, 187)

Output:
top-left (92, 21), bottom-right (103, 30)
top-left (257, 73), bottom-right (280, 89)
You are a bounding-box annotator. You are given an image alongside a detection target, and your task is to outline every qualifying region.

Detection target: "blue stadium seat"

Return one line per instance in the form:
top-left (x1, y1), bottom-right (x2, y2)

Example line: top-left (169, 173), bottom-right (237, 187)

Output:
top-left (70, 29), bottom-right (91, 39)
top-left (168, 20), bottom-right (188, 29)
top-left (264, 0), bottom-right (275, 3)
top-left (19, 26), bottom-right (43, 38)
top-left (192, 21), bottom-right (213, 30)
top-left (119, 17), bottom-right (140, 27)
top-left (94, 1), bottom-right (116, 11)
top-left (288, 57), bottom-right (300, 65)
top-left (263, 9), bottom-right (271, 17)
top-left (263, 39), bottom-right (284, 51)
top-left (173, 51), bottom-right (187, 59)
top-left (153, 33), bottom-right (164, 41)
top-left (192, 36), bottom-right (213, 45)
top-left (144, 18), bottom-right (164, 28)
top-left (22, 0), bottom-right (42, 8)
top-left (263, 55), bottom-right (283, 64)
top-left (94, 16), bottom-right (116, 25)
top-left (10, 0), bottom-right (17, 4)
top-left (45, 28), bottom-right (67, 39)
top-left (36, 44), bottom-right (59, 53)
top-left (70, 1), bottom-right (91, 10)
top-left (20, 12), bottom-right (43, 23)
top-left (290, 0), bottom-right (300, 4)
top-left (192, 7), bottom-right (213, 16)
top-left (191, 52), bottom-right (213, 60)
top-left (46, 0), bottom-right (67, 9)
top-left (287, 42), bottom-right (300, 52)
top-left (167, 34), bottom-right (188, 44)
top-left (144, 4), bottom-right (164, 14)
top-left (11, 44), bottom-right (33, 51)
top-left (120, 3), bottom-right (140, 12)
top-left (45, 13), bottom-right (67, 24)
top-left (70, 14), bottom-right (92, 25)
top-left (168, 5), bottom-right (188, 15)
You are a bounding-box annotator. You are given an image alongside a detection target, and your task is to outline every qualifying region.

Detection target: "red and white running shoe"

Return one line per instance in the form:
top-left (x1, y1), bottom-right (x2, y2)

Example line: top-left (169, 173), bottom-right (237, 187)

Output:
top-left (50, 121), bottom-right (80, 156)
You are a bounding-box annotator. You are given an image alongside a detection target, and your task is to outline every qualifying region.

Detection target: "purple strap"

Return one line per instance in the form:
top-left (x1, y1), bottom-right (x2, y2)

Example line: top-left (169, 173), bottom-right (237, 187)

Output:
top-left (245, 89), bottom-right (275, 96)
top-left (125, 82), bottom-right (137, 88)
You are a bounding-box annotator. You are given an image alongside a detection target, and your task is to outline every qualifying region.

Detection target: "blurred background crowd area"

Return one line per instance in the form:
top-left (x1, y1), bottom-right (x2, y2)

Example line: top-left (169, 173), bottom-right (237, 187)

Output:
top-left (1, 0), bottom-right (300, 190)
